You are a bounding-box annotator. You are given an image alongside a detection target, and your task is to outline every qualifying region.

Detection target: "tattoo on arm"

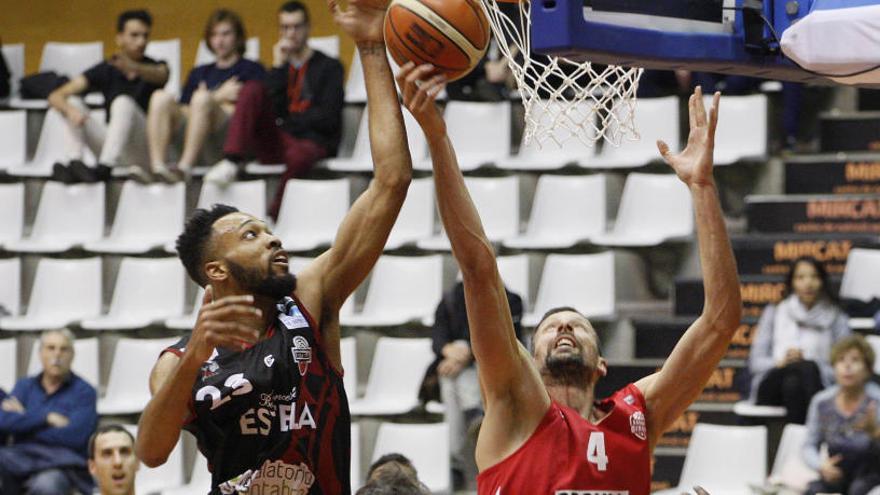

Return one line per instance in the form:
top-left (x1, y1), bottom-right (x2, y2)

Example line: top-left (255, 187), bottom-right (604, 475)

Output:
top-left (357, 42), bottom-right (386, 55)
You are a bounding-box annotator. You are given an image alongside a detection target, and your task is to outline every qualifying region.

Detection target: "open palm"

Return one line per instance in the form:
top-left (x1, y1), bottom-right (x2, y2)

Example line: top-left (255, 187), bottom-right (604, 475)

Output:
top-left (657, 86), bottom-right (720, 187)
top-left (329, 0), bottom-right (386, 44)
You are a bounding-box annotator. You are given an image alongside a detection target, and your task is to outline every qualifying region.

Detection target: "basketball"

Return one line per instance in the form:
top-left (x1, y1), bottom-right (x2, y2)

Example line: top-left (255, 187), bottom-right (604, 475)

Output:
top-left (383, 0), bottom-right (491, 82)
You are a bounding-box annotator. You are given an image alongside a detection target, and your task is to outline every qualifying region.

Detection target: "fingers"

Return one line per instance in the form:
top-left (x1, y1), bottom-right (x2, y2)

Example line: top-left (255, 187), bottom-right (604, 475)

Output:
top-left (402, 63), bottom-right (436, 107)
top-left (395, 61), bottom-right (416, 99)
top-left (708, 91), bottom-right (720, 141)
top-left (693, 85), bottom-right (708, 128)
top-left (203, 303), bottom-right (263, 322)
top-left (412, 74), bottom-right (446, 112)
top-left (656, 140), bottom-right (671, 162)
top-left (202, 284), bottom-right (214, 306)
top-left (203, 322), bottom-right (261, 349)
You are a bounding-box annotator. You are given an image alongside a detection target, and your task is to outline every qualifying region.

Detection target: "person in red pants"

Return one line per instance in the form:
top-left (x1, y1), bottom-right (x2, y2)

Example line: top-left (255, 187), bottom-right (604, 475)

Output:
top-left (206, 1), bottom-right (344, 220)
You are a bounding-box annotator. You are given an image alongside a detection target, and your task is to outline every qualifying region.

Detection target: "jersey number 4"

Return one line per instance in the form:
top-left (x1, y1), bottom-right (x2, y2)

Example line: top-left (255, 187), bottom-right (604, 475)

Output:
top-left (586, 432), bottom-right (609, 471)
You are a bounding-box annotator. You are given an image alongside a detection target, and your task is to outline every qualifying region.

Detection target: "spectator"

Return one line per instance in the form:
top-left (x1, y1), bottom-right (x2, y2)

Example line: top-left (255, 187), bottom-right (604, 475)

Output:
top-left (803, 335), bottom-right (880, 495)
top-left (88, 425), bottom-right (138, 495)
top-left (432, 281), bottom-right (523, 488)
top-left (749, 256), bottom-right (851, 423)
top-left (205, 0), bottom-right (344, 220)
top-left (357, 454), bottom-right (429, 494)
top-left (146, 9), bottom-right (265, 183)
top-left (48, 9), bottom-right (169, 184)
top-left (0, 329), bottom-right (98, 494)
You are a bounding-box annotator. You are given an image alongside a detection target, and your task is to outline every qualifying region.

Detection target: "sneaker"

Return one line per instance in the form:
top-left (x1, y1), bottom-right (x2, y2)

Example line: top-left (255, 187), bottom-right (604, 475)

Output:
top-left (152, 164), bottom-right (187, 184)
top-left (68, 160), bottom-right (97, 183)
top-left (51, 162), bottom-right (74, 183)
top-left (122, 165), bottom-right (153, 184)
top-left (204, 159), bottom-right (239, 187)
top-left (94, 164), bottom-right (112, 182)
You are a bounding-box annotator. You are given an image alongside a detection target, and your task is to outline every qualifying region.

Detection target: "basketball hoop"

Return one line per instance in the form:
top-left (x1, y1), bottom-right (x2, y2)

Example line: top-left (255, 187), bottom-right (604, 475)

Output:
top-left (480, 0), bottom-right (643, 148)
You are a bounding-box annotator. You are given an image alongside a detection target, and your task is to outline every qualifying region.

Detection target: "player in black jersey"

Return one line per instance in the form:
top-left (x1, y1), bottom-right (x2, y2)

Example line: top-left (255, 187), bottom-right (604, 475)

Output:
top-left (136, 2), bottom-right (412, 494)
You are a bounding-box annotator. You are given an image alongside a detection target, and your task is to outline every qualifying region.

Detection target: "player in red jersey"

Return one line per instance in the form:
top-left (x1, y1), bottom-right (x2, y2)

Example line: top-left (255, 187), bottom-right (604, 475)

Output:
top-left (397, 64), bottom-right (742, 494)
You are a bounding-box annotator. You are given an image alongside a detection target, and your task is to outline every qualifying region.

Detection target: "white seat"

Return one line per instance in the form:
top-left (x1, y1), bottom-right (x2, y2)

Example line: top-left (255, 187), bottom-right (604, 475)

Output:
top-left (6, 183), bottom-right (104, 253)
top-left (325, 108), bottom-right (427, 172)
top-left (195, 37), bottom-right (260, 65)
top-left (654, 424), bottom-right (767, 495)
top-left (418, 176), bottom-right (519, 251)
top-left (288, 257), bottom-right (355, 316)
top-left (341, 336), bottom-right (358, 400)
top-left (123, 424), bottom-right (185, 494)
top-left (504, 174), bottom-right (606, 249)
top-left (590, 96), bottom-right (679, 168)
top-left (371, 422), bottom-right (450, 493)
top-left (351, 422), bottom-right (362, 488)
top-left (455, 254), bottom-right (531, 309)
top-left (163, 287), bottom-right (204, 331)
top-left (840, 248), bottom-right (880, 302)
top-left (767, 423), bottom-right (818, 492)
top-left (522, 252), bottom-right (615, 326)
top-left (82, 257), bottom-right (184, 331)
top-left (417, 101), bottom-right (511, 171)
top-left (341, 255), bottom-right (443, 327)
top-left (0, 258), bottom-right (21, 318)
top-left (99, 338), bottom-right (179, 414)
top-left (275, 178), bottom-right (350, 252)
top-left (0, 340), bottom-right (16, 392)
top-left (733, 400), bottom-right (787, 418)
top-left (386, 177), bottom-right (434, 249)
top-left (866, 335), bottom-right (880, 375)
top-left (0, 183), bottom-right (25, 248)
top-left (498, 101), bottom-right (596, 170)
top-left (344, 50), bottom-right (367, 104)
top-left (27, 337), bottom-right (99, 388)
top-left (1, 44), bottom-right (24, 98)
top-left (309, 35), bottom-right (340, 58)
top-left (350, 337), bottom-right (434, 415)
top-left (708, 94), bottom-right (768, 165)
top-left (39, 41), bottom-right (103, 78)
top-left (146, 39), bottom-right (182, 96)
top-left (198, 179), bottom-right (266, 217)
top-left (6, 109), bottom-right (93, 177)
top-left (592, 173), bottom-right (693, 247)
top-left (85, 182), bottom-right (185, 254)
top-left (0, 257), bottom-right (102, 332)
top-left (0, 111), bottom-right (27, 170)
top-left (162, 453), bottom-right (211, 495)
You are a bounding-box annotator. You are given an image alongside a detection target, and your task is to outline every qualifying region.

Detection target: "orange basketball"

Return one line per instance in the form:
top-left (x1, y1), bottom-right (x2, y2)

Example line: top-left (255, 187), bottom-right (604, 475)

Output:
top-left (384, 0), bottom-right (491, 82)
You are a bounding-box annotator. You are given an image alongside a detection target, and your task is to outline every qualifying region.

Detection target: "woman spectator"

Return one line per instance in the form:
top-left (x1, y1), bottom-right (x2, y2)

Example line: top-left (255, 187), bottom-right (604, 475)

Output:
top-left (749, 256), bottom-right (851, 423)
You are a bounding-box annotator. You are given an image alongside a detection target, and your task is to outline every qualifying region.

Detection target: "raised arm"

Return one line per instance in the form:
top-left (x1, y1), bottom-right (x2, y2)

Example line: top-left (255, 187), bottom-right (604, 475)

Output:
top-left (396, 64), bottom-right (549, 469)
top-left (636, 87), bottom-right (742, 447)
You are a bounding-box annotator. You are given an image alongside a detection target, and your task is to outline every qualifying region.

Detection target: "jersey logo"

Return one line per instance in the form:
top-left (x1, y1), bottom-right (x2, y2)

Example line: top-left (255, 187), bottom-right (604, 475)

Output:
top-left (280, 305), bottom-right (309, 330)
top-left (201, 361), bottom-right (220, 379)
top-left (623, 394), bottom-right (635, 405)
top-left (629, 411), bottom-right (647, 441)
top-left (264, 354), bottom-right (275, 368)
top-left (292, 336), bottom-right (312, 376)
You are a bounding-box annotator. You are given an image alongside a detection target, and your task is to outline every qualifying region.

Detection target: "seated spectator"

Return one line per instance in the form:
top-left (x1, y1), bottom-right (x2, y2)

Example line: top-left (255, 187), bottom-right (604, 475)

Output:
top-left (146, 9), bottom-right (265, 182)
top-left (357, 453), bottom-right (429, 494)
top-left (48, 9), bottom-right (169, 184)
top-left (0, 329), bottom-right (97, 494)
top-left (88, 425), bottom-right (138, 495)
top-left (803, 335), bottom-right (880, 495)
top-left (432, 281), bottom-right (523, 489)
top-left (205, 1), bottom-right (344, 220)
top-left (748, 256), bottom-right (850, 424)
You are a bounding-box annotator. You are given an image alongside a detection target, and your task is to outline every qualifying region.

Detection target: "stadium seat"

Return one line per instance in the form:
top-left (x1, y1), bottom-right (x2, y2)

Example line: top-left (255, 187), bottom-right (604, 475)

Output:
top-left (0, 111), bottom-right (26, 170)
top-left (85, 182), bottom-right (185, 254)
top-left (866, 335), bottom-right (880, 375)
top-left (341, 336), bottom-right (358, 400)
top-left (417, 101), bottom-right (511, 171)
top-left (198, 179), bottom-right (267, 217)
top-left (732, 400), bottom-right (787, 419)
top-left (498, 101), bottom-right (597, 170)
top-left (309, 35), bottom-right (340, 58)
top-left (766, 423), bottom-right (818, 492)
top-left (6, 109), bottom-right (93, 177)
top-left (194, 37), bottom-right (260, 65)
top-left (146, 39), bottom-right (182, 96)
top-left (340, 255), bottom-right (443, 327)
top-left (344, 50), bottom-right (367, 104)
top-left (654, 424), bottom-right (766, 495)
top-left (590, 96), bottom-right (679, 168)
top-left (709, 94), bottom-right (768, 165)
top-left (162, 453), bottom-right (210, 495)
top-left (592, 173), bottom-right (693, 247)
top-left (5, 182), bottom-right (104, 253)
top-left (349, 337), bottom-right (434, 415)
top-left (275, 178), bottom-right (350, 252)
top-left (418, 176), bottom-right (519, 251)
top-left (0, 183), bottom-right (25, 248)
top-left (522, 252), bottom-right (615, 326)
top-left (123, 424), bottom-right (185, 494)
top-left (164, 286), bottom-right (204, 331)
top-left (81, 257), bottom-right (185, 331)
top-left (1, 44), bottom-right (24, 99)
top-left (351, 422), bottom-right (362, 488)
top-left (0, 340), bottom-right (16, 392)
top-left (27, 337), bottom-right (99, 389)
top-left (325, 108), bottom-right (427, 172)
top-left (503, 174), bottom-right (606, 249)
top-left (386, 177), bottom-right (434, 250)
top-left (39, 41), bottom-right (103, 78)
top-left (497, 254), bottom-right (531, 308)
top-left (0, 257), bottom-right (102, 332)
top-left (841, 248), bottom-right (880, 302)
top-left (99, 337), bottom-right (179, 415)
top-left (0, 258), bottom-right (21, 318)
top-left (371, 422), bottom-right (450, 493)
top-left (288, 257), bottom-right (355, 316)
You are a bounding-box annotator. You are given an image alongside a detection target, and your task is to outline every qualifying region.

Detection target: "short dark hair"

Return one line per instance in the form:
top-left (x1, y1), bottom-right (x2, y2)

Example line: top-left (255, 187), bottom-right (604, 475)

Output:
top-left (366, 453), bottom-right (416, 481)
top-left (176, 204), bottom-right (239, 287)
top-left (117, 9), bottom-right (152, 33)
top-left (785, 256), bottom-right (834, 301)
top-left (356, 471), bottom-right (430, 495)
top-left (532, 306), bottom-right (601, 354)
top-left (204, 9), bottom-right (247, 56)
top-left (279, 1), bottom-right (310, 24)
top-left (88, 424), bottom-right (135, 459)
top-left (831, 334), bottom-right (876, 373)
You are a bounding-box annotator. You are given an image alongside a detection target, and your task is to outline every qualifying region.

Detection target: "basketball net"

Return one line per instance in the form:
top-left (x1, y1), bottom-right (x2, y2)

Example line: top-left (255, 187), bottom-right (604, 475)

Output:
top-left (480, 0), bottom-right (643, 148)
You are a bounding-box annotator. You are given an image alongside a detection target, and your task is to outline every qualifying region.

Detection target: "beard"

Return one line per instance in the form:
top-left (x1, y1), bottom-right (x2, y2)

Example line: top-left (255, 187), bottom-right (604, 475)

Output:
top-left (227, 259), bottom-right (297, 300)
top-left (543, 350), bottom-right (594, 387)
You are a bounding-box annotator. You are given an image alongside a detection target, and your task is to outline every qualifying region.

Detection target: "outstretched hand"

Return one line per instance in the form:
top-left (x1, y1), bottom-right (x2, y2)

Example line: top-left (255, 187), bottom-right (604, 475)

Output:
top-left (396, 62), bottom-right (447, 138)
top-left (657, 86), bottom-right (720, 188)
top-left (328, 0), bottom-right (386, 45)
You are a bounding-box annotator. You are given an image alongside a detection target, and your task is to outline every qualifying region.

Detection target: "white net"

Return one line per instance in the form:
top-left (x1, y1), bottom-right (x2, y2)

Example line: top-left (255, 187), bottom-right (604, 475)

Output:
top-left (481, 0), bottom-right (643, 148)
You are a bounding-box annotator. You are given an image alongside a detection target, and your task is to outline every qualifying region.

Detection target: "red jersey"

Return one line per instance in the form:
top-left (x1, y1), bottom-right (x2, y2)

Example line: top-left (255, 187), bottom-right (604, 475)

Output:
top-left (477, 384), bottom-right (651, 495)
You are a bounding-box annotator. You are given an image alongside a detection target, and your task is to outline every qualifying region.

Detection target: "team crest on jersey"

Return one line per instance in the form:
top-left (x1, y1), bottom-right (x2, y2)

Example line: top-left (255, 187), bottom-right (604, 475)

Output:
top-left (629, 411), bottom-right (647, 441)
top-left (280, 305), bottom-right (310, 330)
top-left (201, 360), bottom-right (220, 379)
top-left (623, 394), bottom-right (635, 405)
top-left (264, 354), bottom-right (275, 368)
top-left (292, 336), bottom-right (312, 376)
